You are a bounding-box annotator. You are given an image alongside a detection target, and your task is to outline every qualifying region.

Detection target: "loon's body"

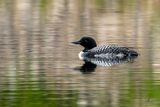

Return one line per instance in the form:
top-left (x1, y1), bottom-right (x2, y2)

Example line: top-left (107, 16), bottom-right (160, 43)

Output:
top-left (72, 37), bottom-right (138, 61)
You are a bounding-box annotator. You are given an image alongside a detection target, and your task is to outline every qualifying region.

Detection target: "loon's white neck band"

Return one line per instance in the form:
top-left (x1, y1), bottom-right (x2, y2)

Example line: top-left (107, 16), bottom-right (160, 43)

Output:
top-left (78, 51), bottom-right (84, 60)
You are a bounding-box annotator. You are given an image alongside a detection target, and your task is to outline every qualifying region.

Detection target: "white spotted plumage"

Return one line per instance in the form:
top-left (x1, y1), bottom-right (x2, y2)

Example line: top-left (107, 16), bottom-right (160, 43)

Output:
top-left (88, 45), bottom-right (129, 58)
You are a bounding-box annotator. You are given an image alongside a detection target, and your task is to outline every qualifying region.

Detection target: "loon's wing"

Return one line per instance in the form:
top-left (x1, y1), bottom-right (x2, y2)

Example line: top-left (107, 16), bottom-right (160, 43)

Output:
top-left (83, 56), bottom-right (136, 66)
top-left (88, 45), bottom-right (130, 56)
top-left (82, 45), bottom-right (138, 66)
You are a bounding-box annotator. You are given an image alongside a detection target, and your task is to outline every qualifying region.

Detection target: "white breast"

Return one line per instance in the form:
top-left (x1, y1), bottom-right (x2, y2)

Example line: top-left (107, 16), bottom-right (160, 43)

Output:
top-left (78, 51), bottom-right (84, 60)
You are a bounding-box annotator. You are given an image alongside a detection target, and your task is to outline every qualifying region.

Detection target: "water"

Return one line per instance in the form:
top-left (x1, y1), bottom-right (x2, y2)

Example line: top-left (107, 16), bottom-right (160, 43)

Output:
top-left (0, 0), bottom-right (160, 107)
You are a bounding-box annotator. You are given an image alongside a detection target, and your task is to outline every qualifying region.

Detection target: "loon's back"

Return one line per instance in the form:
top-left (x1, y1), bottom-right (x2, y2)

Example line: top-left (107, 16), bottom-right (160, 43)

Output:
top-left (86, 45), bottom-right (138, 58)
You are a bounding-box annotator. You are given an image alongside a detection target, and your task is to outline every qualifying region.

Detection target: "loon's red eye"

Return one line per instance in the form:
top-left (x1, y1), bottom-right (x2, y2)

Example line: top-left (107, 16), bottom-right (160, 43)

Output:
top-left (84, 39), bottom-right (88, 42)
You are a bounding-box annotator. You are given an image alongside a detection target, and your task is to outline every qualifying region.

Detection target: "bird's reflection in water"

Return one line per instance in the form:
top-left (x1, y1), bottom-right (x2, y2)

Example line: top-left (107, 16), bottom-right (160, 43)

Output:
top-left (74, 55), bottom-right (138, 74)
top-left (76, 62), bottom-right (97, 74)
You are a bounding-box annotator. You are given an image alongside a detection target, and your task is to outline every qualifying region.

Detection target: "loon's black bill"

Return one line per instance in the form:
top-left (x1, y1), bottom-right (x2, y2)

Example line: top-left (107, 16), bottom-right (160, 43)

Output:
top-left (72, 41), bottom-right (81, 44)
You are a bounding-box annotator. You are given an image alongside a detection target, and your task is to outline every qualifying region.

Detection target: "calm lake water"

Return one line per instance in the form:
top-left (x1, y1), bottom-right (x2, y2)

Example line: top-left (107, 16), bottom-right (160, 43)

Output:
top-left (0, 0), bottom-right (160, 107)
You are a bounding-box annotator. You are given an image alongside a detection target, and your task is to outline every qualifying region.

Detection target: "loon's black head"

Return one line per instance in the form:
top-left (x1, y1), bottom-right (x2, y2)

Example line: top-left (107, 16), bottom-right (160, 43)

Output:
top-left (72, 37), bottom-right (97, 51)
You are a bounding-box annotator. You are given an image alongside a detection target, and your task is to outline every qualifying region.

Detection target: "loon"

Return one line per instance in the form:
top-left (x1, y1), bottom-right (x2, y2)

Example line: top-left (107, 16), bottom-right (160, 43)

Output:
top-left (72, 37), bottom-right (138, 61)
